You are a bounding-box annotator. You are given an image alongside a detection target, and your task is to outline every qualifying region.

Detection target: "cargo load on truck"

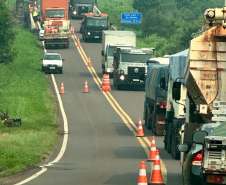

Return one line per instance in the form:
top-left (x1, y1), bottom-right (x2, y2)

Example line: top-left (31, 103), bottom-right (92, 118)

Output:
top-left (43, 20), bottom-right (71, 49)
top-left (69, 0), bottom-right (95, 19)
top-left (113, 47), bottom-right (154, 90)
top-left (144, 61), bottom-right (169, 135)
top-left (40, 0), bottom-right (68, 22)
top-left (160, 49), bottom-right (188, 160)
top-left (101, 30), bottom-right (136, 75)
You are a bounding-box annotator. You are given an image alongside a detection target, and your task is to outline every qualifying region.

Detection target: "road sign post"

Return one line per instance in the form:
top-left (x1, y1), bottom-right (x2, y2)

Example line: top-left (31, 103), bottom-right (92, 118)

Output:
top-left (121, 13), bottom-right (142, 23)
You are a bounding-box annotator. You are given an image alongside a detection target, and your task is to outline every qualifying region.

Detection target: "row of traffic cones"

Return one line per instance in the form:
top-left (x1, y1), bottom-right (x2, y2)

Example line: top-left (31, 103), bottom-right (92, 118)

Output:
top-left (136, 118), bottom-right (165, 185)
top-left (59, 74), bottom-right (111, 94)
top-left (138, 151), bottom-right (165, 185)
top-left (59, 81), bottom-right (90, 94)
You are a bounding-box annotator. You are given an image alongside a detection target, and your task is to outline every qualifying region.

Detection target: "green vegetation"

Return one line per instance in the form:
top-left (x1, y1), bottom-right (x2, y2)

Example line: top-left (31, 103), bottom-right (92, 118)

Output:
top-left (97, 0), bottom-right (224, 56)
top-left (0, 0), bottom-right (16, 63)
top-left (0, 26), bottom-right (59, 177)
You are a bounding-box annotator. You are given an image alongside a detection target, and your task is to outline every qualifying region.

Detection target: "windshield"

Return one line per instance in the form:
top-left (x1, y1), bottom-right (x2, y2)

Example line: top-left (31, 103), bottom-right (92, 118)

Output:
top-left (44, 55), bottom-right (61, 60)
top-left (121, 54), bottom-right (153, 63)
top-left (107, 46), bottom-right (115, 56)
top-left (72, 0), bottom-right (94, 3)
top-left (46, 10), bottom-right (65, 18)
top-left (87, 19), bottom-right (108, 27)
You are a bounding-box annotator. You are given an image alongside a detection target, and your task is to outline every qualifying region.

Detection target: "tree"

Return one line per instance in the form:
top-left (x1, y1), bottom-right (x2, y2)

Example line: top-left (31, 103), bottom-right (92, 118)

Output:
top-left (0, 0), bottom-right (16, 64)
top-left (132, 0), bottom-right (160, 13)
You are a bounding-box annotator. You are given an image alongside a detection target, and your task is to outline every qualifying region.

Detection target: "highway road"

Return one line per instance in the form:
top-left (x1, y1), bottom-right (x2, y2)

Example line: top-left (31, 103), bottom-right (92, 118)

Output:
top-left (13, 19), bottom-right (183, 185)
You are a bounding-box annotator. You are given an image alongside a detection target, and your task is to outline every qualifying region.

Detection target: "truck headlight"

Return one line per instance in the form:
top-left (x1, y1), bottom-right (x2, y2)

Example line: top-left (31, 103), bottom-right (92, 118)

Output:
top-left (73, 10), bottom-right (77, 14)
top-left (87, 32), bottom-right (90, 35)
top-left (120, 75), bottom-right (125, 80)
top-left (120, 70), bottom-right (124, 74)
top-left (106, 68), bottom-right (111, 73)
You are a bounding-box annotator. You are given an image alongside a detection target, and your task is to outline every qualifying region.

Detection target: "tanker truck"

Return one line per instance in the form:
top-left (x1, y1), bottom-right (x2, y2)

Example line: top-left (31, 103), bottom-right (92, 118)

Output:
top-left (172, 5), bottom-right (226, 169)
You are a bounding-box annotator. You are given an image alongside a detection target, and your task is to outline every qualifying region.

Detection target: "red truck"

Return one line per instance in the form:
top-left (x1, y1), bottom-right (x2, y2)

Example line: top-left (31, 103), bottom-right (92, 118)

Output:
top-left (40, 0), bottom-right (68, 22)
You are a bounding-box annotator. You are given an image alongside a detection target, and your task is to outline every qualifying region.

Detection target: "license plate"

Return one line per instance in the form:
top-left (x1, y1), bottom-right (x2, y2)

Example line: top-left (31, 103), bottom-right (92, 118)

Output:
top-left (94, 36), bottom-right (99, 38)
top-left (133, 79), bottom-right (139, 81)
top-left (49, 67), bottom-right (55, 69)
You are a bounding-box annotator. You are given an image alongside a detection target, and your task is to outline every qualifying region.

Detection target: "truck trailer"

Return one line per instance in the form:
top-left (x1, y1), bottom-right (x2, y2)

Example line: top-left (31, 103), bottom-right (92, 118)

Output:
top-left (101, 31), bottom-right (136, 76)
top-left (40, 0), bottom-right (68, 23)
top-left (160, 49), bottom-right (188, 159)
top-left (172, 5), bottom-right (226, 167)
top-left (43, 20), bottom-right (71, 49)
top-left (144, 64), bottom-right (169, 135)
top-left (69, 0), bottom-right (95, 19)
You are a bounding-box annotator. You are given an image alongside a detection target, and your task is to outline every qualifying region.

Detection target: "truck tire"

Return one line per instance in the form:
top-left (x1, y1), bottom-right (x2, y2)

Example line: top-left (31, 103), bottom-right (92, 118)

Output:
top-left (167, 122), bottom-right (172, 153)
top-left (152, 109), bottom-right (156, 135)
top-left (146, 107), bottom-right (152, 130)
top-left (171, 130), bottom-right (180, 159)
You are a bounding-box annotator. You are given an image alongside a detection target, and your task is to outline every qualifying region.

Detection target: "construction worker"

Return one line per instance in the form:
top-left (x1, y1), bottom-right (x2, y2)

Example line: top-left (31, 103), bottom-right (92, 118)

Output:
top-left (33, 9), bottom-right (38, 22)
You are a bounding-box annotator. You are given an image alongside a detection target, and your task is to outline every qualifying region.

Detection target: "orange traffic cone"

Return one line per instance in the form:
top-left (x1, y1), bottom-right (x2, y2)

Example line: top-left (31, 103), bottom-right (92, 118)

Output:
top-left (71, 26), bottom-right (74, 34)
top-left (136, 118), bottom-right (145, 137)
top-left (137, 161), bottom-right (148, 185)
top-left (147, 136), bottom-right (157, 162)
top-left (60, 82), bottom-right (65, 94)
top-left (102, 74), bottom-right (111, 91)
top-left (148, 150), bottom-right (165, 185)
top-left (83, 80), bottom-right (89, 93)
top-left (77, 38), bottom-right (81, 47)
top-left (87, 56), bottom-right (91, 66)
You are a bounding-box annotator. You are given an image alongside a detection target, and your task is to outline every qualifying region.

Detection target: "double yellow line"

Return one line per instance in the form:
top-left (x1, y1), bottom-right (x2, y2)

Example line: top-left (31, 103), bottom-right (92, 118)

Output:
top-left (71, 34), bottom-right (167, 182)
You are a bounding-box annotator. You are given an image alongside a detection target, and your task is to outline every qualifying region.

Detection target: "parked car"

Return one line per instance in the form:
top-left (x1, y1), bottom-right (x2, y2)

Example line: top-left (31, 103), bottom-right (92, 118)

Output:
top-left (41, 52), bottom-right (64, 74)
top-left (39, 28), bottom-right (45, 41)
top-left (178, 123), bottom-right (220, 185)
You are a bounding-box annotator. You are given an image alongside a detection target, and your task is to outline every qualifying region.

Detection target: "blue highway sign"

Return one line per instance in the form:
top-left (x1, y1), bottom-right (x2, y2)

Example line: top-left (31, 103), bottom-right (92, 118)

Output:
top-left (121, 13), bottom-right (142, 23)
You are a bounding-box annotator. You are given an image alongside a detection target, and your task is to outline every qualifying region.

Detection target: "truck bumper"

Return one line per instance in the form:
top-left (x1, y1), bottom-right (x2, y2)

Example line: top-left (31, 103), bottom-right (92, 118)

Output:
top-left (115, 74), bottom-right (145, 86)
top-left (42, 66), bottom-right (62, 73)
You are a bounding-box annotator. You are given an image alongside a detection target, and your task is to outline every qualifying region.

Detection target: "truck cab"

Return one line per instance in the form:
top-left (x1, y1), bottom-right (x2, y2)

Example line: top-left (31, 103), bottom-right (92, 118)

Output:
top-left (69, 0), bottom-right (94, 19)
top-left (113, 47), bottom-right (154, 90)
top-left (80, 13), bottom-right (109, 42)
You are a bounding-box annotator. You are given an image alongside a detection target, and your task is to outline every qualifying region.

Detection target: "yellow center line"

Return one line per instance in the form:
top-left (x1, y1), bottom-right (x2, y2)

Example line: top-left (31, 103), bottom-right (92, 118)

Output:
top-left (71, 34), bottom-right (167, 183)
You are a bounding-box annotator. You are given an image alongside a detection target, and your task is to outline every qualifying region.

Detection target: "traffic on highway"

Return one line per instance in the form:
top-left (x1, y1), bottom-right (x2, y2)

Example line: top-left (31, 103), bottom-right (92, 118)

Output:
top-left (1, 0), bottom-right (226, 185)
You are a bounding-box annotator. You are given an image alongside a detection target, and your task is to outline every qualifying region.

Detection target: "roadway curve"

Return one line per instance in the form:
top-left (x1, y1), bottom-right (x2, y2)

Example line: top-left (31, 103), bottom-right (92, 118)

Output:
top-left (11, 19), bottom-right (183, 185)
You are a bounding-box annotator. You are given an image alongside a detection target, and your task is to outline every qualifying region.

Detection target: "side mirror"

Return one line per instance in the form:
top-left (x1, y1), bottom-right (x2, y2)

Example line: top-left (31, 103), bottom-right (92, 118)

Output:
top-left (160, 77), bottom-right (165, 90)
top-left (192, 131), bottom-right (208, 144)
top-left (177, 144), bottom-right (188, 152)
top-left (172, 82), bottom-right (181, 101)
top-left (109, 23), bottom-right (112, 26)
top-left (62, 59), bottom-right (65, 61)
top-left (40, 58), bottom-right (43, 60)
top-left (101, 50), bottom-right (104, 56)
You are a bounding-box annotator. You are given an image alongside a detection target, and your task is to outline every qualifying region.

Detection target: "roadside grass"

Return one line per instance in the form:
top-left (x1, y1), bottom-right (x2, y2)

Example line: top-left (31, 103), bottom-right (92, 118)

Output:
top-left (0, 26), bottom-right (59, 177)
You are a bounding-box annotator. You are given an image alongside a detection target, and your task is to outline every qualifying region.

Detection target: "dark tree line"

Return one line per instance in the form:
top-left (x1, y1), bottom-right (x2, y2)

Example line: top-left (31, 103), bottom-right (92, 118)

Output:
top-left (0, 0), bottom-right (16, 64)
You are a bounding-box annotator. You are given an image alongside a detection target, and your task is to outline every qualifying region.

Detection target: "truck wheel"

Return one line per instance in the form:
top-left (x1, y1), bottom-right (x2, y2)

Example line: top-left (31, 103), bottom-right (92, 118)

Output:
top-left (171, 132), bottom-right (180, 159)
top-left (146, 107), bottom-right (152, 130)
top-left (167, 122), bottom-right (172, 153)
top-left (152, 110), bottom-right (156, 135)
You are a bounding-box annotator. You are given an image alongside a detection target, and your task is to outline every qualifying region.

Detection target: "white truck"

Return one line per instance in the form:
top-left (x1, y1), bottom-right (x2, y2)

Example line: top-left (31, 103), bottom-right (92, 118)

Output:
top-left (101, 30), bottom-right (136, 76)
top-left (113, 47), bottom-right (154, 90)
